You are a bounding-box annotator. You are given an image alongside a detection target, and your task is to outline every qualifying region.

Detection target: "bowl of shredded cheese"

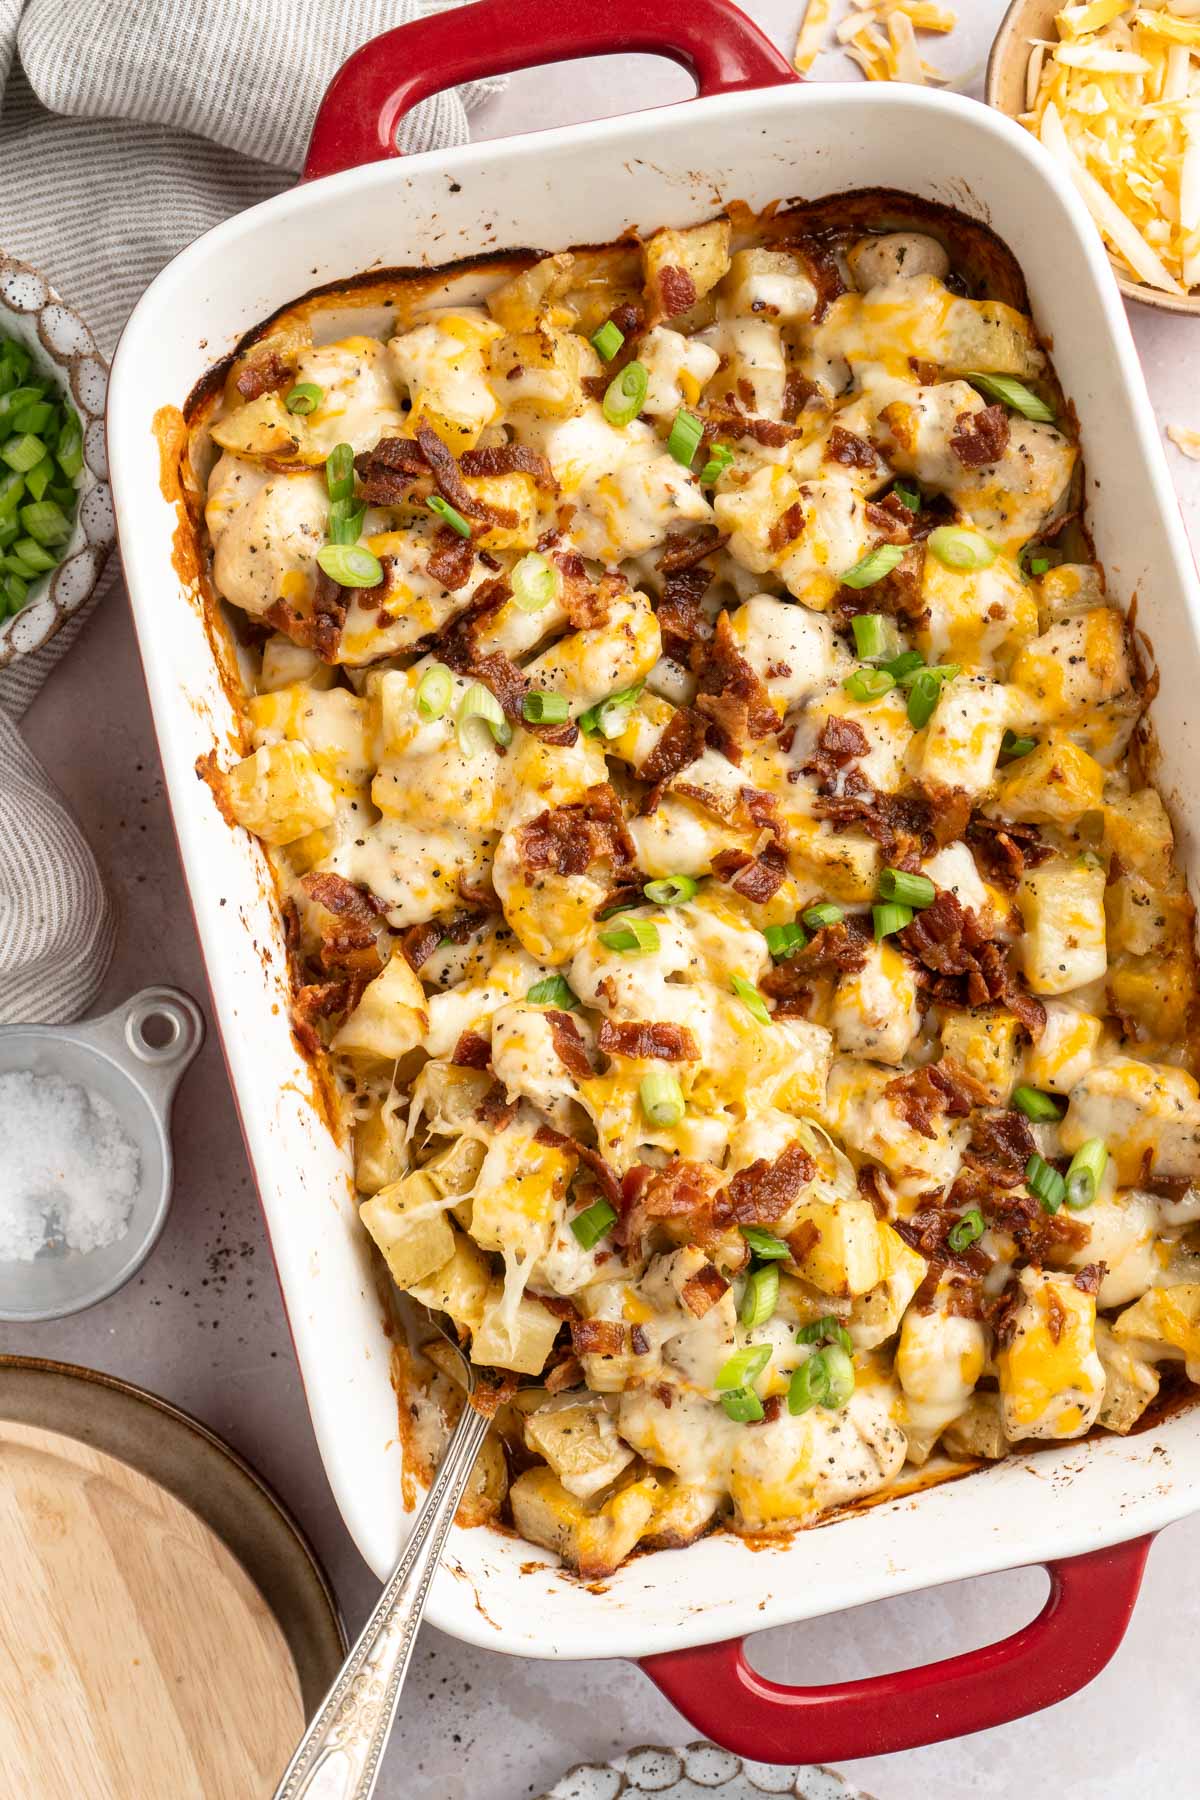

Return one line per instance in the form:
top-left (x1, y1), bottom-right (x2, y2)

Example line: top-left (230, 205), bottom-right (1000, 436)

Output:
top-left (987, 0), bottom-right (1200, 313)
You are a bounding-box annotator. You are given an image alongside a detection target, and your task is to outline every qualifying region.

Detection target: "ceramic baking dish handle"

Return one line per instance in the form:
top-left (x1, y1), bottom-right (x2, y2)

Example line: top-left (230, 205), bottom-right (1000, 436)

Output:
top-left (641, 1536), bottom-right (1153, 1763)
top-left (303, 0), bottom-right (798, 181)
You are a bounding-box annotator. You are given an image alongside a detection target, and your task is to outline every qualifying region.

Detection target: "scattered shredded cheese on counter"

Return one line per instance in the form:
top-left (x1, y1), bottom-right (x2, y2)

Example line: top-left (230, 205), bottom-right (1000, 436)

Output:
top-left (1021, 0), bottom-right (1200, 294)
top-left (0, 1069), bottom-right (140, 1261)
top-left (1168, 422), bottom-right (1200, 454)
top-left (795, 0), bottom-right (956, 83)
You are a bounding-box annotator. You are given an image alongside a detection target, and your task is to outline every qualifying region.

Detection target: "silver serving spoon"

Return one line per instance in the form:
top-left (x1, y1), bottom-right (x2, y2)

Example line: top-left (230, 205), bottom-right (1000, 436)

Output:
top-left (272, 1318), bottom-right (493, 1800)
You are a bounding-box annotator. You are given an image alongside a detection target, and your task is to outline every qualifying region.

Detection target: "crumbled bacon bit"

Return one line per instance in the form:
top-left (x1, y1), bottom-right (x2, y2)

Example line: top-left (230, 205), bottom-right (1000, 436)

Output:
top-left (638, 706), bottom-right (708, 797)
top-left (893, 1210), bottom-right (990, 1278)
top-left (792, 233), bottom-right (847, 321)
top-left (711, 844), bottom-right (788, 903)
top-left (885, 1057), bottom-right (991, 1138)
top-left (826, 425), bottom-right (879, 471)
top-left (631, 1324), bottom-right (652, 1355)
top-left (903, 887), bottom-right (1047, 1041)
top-left (469, 1371), bottom-right (520, 1418)
top-left (692, 609), bottom-right (779, 762)
top-left (234, 351), bottom-right (291, 401)
top-left (545, 1353), bottom-right (585, 1393)
top-left (535, 1122), bottom-right (623, 1208)
top-left (1074, 1261), bottom-right (1107, 1295)
top-left (950, 404), bottom-right (1010, 470)
top-left (658, 265), bottom-right (697, 318)
top-left (475, 1085), bottom-right (517, 1131)
top-left (517, 783), bottom-right (635, 878)
top-left (966, 815), bottom-right (1053, 891)
top-left (571, 1318), bottom-right (627, 1357)
top-left (546, 1010), bottom-right (593, 1081)
top-left (553, 553), bottom-right (625, 630)
top-left (416, 421), bottom-right (513, 528)
top-left (597, 1020), bottom-right (700, 1061)
top-left (768, 501), bottom-right (806, 553)
top-left (858, 1163), bottom-right (890, 1219)
top-left (786, 1218), bottom-right (821, 1267)
top-left (453, 1030), bottom-right (491, 1070)
top-left (1045, 1285), bottom-right (1068, 1345)
top-left (352, 434), bottom-right (430, 505)
top-left (681, 1263), bottom-right (730, 1318)
top-left (458, 443), bottom-right (557, 490)
top-left (658, 566), bottom-right (712, 663)
top-left (783, 371), bottom-right (820, 417)
top-left (762, 921), bottom-right (870, 1011)
top-left (299, 873), bottom-right (385, 975)
top-left (291, 977), bottom-right (364, 1055)
top-left (658, 529), bottom-right (727, 573)
top-left (426, 529), bottom-right (477, 590)
top-left (801, 715), bottom-right (869, 793)
top-left (723, 1142), bottom-right (816, 1226)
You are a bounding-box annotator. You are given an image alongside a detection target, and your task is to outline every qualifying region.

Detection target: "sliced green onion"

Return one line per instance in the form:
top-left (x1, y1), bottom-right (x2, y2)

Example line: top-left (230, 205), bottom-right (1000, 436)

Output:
top-left (893, 481), bottom-right (921, 512)
top-left (884, 648), bottom-right (926, 683)
top-left (0, 471), bottom-right (25, 519)
top-left (700, 443), bottom-right (734, 485)
top-left (511, 550), bottom-right (557, 612)
top-left (731, 974), bottom-right (771, 1025)
top-left (844, 668), bottom-right (895, 702)
top-left (329, 497), bottom-right (366, 545)
top-left (325, 442), bottom-right (354, 503)
top-left (579, 680), bottom-right (643, 739)
top-left (1, 434), bottom-right (45, 474)
top-left (873, 901), bottom-right (913, 939)
top-left (764, 921), bottom-right (807, 960)
top-left (822, 1343), bottom-right (856, 1409)
top-left (428, 495), bottom-right (472, 539)
top-left (906, 669), bottom-right (943, 730)
top-left (968, 371), bottom-right (1056, 423)
top-left (788, 1352), bottom-right (831, 1415)
top-left (878, 867), bottom-right (935, 909)
top-left (285, 382), bottom-right (323, 415)
top-left (1029, 556), bottom-right (1051, 576)
top-left (602, 360), bottom-right (649, 427)
top-left (315, 542), bottom-right (382, 587)
top-left (570, 1198), bottom-right (617, 1249)
top-left (591, 320), bottom-right (625, 362)
top-left (927, 525), bottom-right (998, 571)
top-left (740, 1264), bottom-right (780, 1329)
top-left (416, 663), bottom-right (453, 721)
top-left (18, 500), bottom-right (71, 547)
top-left (1026, 1152), bottom-right (1066, 1214)
top-left (840, 542), bottom-right (905, 590)
top-left (24, 457), bottom-right (54, 502)
top-left (802, 902), bottom-right (844, 931)
top-left (527, 975), bottom-right (578, 1009)
top-left (715, 1343), bottom-right (772, 1391)
top-left (851, 613), bottom-right (894, 660)
top-left (456, 679), bottom-right (512, 753)
top-left (12, 400), bottom-right (52, 435)
top-left (644, 875), bottom-right (699, 906)
top-left (1011, 1085), bottom-right (1063, 1123)
top-left (11, 537), bottom-right (54, 573)
top-left (1000, 730), bottom-right (1036, 761)
top-left (599, 920), bottom-right (660, 955)
top-left (667, 409), bottom-right (704, 468)
top-left (640, 1070), bottom-right (685, 1129)
top-left (740, 1225), bottom-right (790, 1261)
top-left (722, 1387), bottom-right (765, 1423)
top-left (1065, 1137), bottom-right (1107, 1211)
top-left (522, 690), bottom-right (570, 724)
top-left (948, 1207), bottom-right (986, 1253)
top-left (796, 1314), bottom-right (853, 1353)
top-left (56, 413), bottom-right (83, 479)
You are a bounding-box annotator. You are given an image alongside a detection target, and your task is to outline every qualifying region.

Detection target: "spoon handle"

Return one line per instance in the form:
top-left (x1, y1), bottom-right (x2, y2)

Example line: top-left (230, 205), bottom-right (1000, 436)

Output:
top-left (272, 1400), bottom-right (492, 1800)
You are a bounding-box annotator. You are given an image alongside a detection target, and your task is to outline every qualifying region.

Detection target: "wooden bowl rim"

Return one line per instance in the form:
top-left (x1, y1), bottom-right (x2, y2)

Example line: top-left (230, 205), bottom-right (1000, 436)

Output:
top-left (984, 0), bottom-right (1200, 317)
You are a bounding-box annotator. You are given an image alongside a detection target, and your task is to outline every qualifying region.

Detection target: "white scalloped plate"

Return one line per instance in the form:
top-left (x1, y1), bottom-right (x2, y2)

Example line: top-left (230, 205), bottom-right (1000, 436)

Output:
top-left (536, 1742), bottom-right (876, 1799)
top-left (0, 251), bottom-right (115, 666)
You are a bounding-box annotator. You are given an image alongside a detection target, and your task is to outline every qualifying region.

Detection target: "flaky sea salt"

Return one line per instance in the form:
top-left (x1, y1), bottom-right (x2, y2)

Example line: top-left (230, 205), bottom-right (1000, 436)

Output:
top-left (0, 1070), bottom-right (140, 1261)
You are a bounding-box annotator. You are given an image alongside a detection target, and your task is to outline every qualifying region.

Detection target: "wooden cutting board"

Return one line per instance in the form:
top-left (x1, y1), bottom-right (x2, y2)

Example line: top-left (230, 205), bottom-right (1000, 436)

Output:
top-left (0, 1419), bottom-right (305, 1799)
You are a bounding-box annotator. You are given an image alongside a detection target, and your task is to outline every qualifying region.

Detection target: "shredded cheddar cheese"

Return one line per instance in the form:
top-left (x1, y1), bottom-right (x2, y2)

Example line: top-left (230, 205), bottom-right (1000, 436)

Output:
top-left (802, 0), bottom-right (956, 84)
top-left (1168, 422), bottom-right (1200, 455)
top-left (1022, 0), bottom-right (1200, 294)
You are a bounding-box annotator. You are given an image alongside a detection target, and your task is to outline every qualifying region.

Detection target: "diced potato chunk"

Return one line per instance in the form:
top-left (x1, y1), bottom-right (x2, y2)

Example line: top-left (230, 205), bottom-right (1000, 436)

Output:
top-left (942, 1394), bottom-right (1007, 1461)
top-left (719, 248), bottom-right (817, 322)
top-left (509, 1467), bottom-right (661, 1577)
top-left (786, 1196), bottom-right (885, 1298)
top-left (406, 1230), bottom-right (491, 1335)
top-left (643, 219), bottom-right (732, 321)
top-left (1095, 1319), bottom-right (1160, 1434)
top-left (472, 1283), bottom-right (561, 1375)
top-left (640, 1478), bottom-right (724, 1551)
top-left (1107, 951), bottom-right (1193, 1045)
top-left (939, 1009), bottom-right (1020, 1103)
top-left (354, 1098), bottom-right (408, 1195)
top-left (1016, 860), bottom-right (1107, 995)
top-left (729, 1389), bottom-right (906, 1532)
top-left (486, 252), bottom-right (576, 332)
top-left (360, 1173), bottom-right (454, 1290)
top-left (1021, 1001), bottom-right (1103, 1094)
top-left (1061, 1057), bottom-right (1200, 1184)
top-left (1103, 788), bottom-right (1174, 885)
top-left (211, 392), bottom-right (304, 459)
top-left (332, 949), bottom-right (430, 1060)
top-left (524, 1394), bottom-right (635, 1500)
top-left (224, 742), bottom-right (336, 846)
top-left (996, 1268), bottom-right (1104, 1441)
top-left (994, 735), bottom-right (1104, 825)
top-left (918, 676), bottom-right (1007, 796)
top-left (1113, 1284), bottom-right (1200, 1382)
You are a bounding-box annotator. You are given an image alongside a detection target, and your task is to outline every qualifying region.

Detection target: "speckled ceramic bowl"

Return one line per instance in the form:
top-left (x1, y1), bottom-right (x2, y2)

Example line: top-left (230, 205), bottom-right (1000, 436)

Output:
top-left (0, 252), bottom-right (115, 666)
top-left (537, 1743), bottom-right (875, 1799)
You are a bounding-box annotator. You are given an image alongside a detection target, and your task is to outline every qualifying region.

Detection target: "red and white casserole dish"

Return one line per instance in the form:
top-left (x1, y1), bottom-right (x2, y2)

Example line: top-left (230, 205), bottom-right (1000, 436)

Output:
top-left (107, 0), bottom-right (1200, 1763)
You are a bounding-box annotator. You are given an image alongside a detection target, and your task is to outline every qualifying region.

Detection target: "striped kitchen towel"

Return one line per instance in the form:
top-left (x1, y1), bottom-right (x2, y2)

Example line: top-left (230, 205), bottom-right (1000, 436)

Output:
top-left (0, 0), bottom-right (501, 1022)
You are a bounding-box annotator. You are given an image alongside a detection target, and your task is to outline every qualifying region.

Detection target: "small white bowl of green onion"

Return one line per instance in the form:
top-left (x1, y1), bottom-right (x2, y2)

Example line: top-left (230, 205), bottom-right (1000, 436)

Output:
top-left (0, 253), bottom-right (114, 666)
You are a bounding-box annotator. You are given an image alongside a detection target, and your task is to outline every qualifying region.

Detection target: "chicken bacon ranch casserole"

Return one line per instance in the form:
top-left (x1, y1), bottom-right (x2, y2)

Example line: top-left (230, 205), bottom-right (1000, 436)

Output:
top-left (190, 195), bottom-right (1200, 1578)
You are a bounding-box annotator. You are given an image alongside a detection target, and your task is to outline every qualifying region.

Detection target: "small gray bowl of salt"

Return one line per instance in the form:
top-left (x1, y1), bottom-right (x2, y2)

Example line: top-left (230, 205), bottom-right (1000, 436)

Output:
top-left (0, 987), bottom-right (203, 1320)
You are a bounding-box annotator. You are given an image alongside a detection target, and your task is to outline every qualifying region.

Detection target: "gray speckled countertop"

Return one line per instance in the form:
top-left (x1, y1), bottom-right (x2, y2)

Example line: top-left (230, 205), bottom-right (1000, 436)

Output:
top-left (4, 5), bottom-right (1200, 1795)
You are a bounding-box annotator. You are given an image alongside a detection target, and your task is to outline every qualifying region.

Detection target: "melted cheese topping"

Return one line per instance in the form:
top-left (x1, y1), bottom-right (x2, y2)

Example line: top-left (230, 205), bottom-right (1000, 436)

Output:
top-left (200, 215), bottom-right (1200, 1578)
